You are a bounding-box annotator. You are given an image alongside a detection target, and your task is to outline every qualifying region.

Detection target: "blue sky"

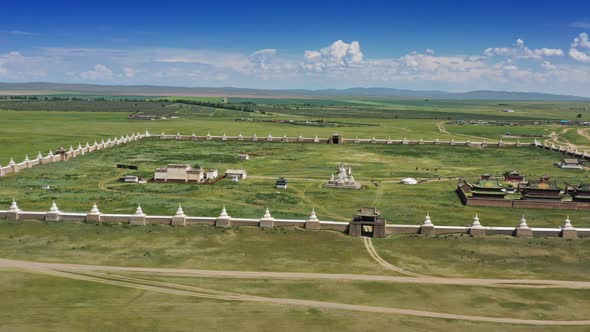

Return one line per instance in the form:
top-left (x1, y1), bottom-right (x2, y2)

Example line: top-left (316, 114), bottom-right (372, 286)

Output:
top-left (1, 0), bottom-right (590, 95)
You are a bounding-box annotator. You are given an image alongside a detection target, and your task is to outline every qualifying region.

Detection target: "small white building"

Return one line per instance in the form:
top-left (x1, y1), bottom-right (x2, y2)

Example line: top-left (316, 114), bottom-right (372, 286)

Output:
top-left (154, 164), bottom-right (204, 183)
top-left (225, 169), bottom-right (247, 182)
top-left (238, 154), bottom-right (250, 160)
top-left (123, 175), bottom-right (139, 183)
top-left (204, 169), bottom-right (218, 180)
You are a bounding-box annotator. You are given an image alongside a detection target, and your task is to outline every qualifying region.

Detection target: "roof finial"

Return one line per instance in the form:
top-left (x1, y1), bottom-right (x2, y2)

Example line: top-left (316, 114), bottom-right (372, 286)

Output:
top-left (471, 213), bottom-right (482, 228)
top-left (9, 198), bottom-right (20, 213)
top-left (89, 202), bottom-right (100, 214)
top-left (562, 216), bottom-right (574, 229)
top-left (423, 212), bottom-right (433, 226)
top-left (308, 207), bottom-right (319, 222)
top-left (49, 200), bottom-right (60, 213)
top-left (261, 207), bottom-right (274, 220)
top-left (134, 203), bottom-right (145, 216)
top-left (219, 204), bottom-right (230, 218)
top-left (175, 203), bottom-right (186, 217)
top-left (518, 215), bottom-right (528, 228)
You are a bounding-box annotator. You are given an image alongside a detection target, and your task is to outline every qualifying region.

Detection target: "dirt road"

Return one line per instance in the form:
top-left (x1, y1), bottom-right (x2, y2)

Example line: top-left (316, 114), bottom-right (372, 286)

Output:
top-left (5, 262), bottom-right (590, 326)
top-left (2, 258), bottom-right (590, 289)
top-left (363, 237), bottom-right (425, 277)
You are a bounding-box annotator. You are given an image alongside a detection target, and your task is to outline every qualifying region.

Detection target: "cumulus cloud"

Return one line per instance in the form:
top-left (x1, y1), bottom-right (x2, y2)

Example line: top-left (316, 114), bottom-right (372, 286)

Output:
top-left (249, 49), bottom-right (278, 71)
top-left (569, 32), bottom-right (590, 63)
top-left (0, 51), bottom-right (47, 80)
top-left (571, 32), bottom-right (590, 49)
top-left (80, 64), bottom-right (113, 80)
top-left (484, 38), bottom-right (564, 59)
top-left (304, 40), bottom-right (364, 72)
top-left (3, 35), bottom-right (590, 96)
top-left (569, 47), bottom-right (590, 63)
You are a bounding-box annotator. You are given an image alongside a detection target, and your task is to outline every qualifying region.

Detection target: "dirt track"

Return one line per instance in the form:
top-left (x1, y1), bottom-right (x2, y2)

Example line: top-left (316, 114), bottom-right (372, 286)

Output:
top-left (5, 262), bottom-right (590, 326)
top-left (363, 237), bottom-right (425, 277)
top-left (2, 257), bottom-right (590, 289)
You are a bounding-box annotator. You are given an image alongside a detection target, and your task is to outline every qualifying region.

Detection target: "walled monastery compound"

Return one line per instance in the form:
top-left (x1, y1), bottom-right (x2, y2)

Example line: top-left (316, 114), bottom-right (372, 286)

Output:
top-left (1, 130), bottom-right (589, 238)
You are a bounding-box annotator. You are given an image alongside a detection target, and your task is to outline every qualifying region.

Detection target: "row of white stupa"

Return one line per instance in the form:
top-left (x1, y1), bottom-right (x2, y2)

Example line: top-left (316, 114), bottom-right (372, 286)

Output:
top-left (163, 131), bottom-right (527, 146)
top-left (5, 199), bottom-right (319, 223)
top-left (534, 139), bottom-right (590, 156)
top-left (0, 131), bottom-right (150, 170)
top-left (5, 198), bottom-right (578, 231)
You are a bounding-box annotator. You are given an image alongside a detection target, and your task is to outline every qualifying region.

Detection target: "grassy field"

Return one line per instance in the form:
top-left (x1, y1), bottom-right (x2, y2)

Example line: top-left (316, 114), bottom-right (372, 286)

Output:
top-left (6, 269), bottom-right (587, 332)
top-left (1, 221), bottom-right (589, 280)
top-left (136, 275), bottom-right (590, 321)
top-left (1, 222), bottom-right (590, 330)
top-left (0, 221), bottom-right (380, 274)
top-left (2, 109), bottom-right (590, 162)
top-left (1, 137), bottom-right (589, 226)
top-left (374, 235), bottom-right (590, 280)
top-left (1, 98), bottom-right (590, 330)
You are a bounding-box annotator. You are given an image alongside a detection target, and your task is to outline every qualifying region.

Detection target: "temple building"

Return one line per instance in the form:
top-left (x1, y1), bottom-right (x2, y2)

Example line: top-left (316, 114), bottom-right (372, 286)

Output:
top-left (519, 175), bottom-right (563, 200)
top-left (504, 170), bottom-right (525, 183)
top-left (469, 174), bottom-right (506, 199)
top-left (154, 164), bottom-right (205, 183)
top-left (324, 163), bottom-right (361, 189)
top-left (555, 158), bottom-right (583, 169)
top-left (568, 183), bottom-right (590, 202)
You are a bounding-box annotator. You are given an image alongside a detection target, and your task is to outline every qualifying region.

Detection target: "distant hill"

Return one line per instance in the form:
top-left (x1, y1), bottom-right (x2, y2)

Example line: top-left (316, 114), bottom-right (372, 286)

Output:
top-left (0, 82), bottom-right (588, 101)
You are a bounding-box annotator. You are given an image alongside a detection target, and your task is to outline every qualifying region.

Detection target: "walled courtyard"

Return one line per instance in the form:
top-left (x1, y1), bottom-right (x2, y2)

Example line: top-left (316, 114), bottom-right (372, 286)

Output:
top-left (1, 137), bottom-right (589, 227)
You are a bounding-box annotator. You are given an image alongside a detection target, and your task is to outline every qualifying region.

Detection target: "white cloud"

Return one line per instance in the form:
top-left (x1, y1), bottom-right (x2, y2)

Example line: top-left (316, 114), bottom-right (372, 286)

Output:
top-left (0, 51), bottom-right (47, 80)
top-left (304, 40), bottom-right (364, 72)
top-left (80, 64), bottom-right (113, 80)
top-left (249, 49), bottom-right (278, 71)
top-left (569, 33), bottom-right (590, 62)
top-left (2, 35), bottom-right (590, 96)
top-left (571, 32), bottom-right (590, 49)
top-left (569, 47), bottom-right (590, 63)
top-left (484, 38), bottom-right (564, 59)
top-left (541, 61), bottom-right (557, 70)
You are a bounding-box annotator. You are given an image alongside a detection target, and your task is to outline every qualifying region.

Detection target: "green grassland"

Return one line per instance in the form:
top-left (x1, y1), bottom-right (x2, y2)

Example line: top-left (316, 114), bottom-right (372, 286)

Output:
top-left (1, 220), bottom-right (589, 279)
top-left (374, 235), bottom-right (590, 280)
top-left (1, 97), bottom-right (590, 330)
top-left (1, 109), bottom-right (588, 163)
top-left (136, 275), bottom-right (590, 321)
top-left (6, 270), bottom-right (585, 332)
top-left (1, 222), bottom-right (590, 330)
top-left (233, 97), bottom-right (590, 120)
top-left (1, 137), bottom-right (589, 226)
